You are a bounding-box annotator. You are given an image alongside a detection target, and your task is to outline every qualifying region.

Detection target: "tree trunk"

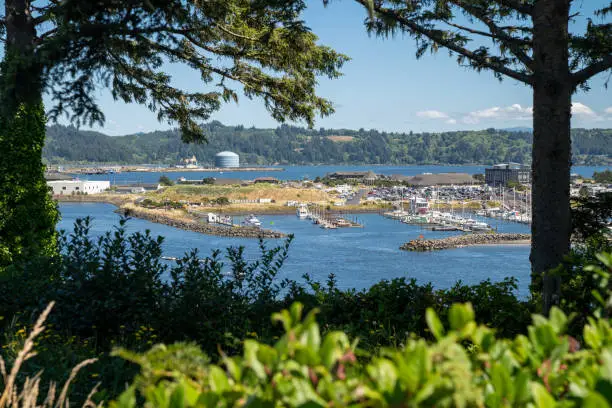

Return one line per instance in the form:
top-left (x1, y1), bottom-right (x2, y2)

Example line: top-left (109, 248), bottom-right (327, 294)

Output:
top-left (0, 0), bottom-right (58, 267)
top-left (531, 0), bottom-right (572, 314)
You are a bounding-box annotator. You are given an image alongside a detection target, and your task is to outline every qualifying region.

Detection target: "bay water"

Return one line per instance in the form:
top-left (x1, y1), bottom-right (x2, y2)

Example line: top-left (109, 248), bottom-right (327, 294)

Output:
top-left (58, 201), bottom-right (532, 297)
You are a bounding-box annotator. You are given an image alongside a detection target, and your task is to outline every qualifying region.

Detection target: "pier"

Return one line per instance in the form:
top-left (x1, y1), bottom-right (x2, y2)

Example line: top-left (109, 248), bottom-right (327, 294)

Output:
top-left (301, 205), bottom-right (364, 229)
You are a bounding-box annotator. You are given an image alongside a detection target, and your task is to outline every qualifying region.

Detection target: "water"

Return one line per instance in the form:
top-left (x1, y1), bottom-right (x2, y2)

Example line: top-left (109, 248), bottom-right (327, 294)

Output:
top-left (58, 202), bottom-right (532, 297)
top-left (76, 165), bottom-right (608, 185)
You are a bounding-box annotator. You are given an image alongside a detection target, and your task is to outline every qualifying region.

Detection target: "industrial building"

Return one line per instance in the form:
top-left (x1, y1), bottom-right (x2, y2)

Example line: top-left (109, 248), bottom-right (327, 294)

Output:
top-left (47, 180), bottom-right (110, 195)
top-left (215, 151), bottom-right (239, 168)
top-left (485, 163), bottom-right (530, 186)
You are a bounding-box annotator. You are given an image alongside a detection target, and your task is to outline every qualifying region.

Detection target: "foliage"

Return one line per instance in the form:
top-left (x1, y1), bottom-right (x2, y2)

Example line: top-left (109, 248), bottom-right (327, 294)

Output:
top-left (594, 170), bottom-right (612, 184)
top-left (43, 123), bottom-right (612, 165)
top-left (0, 102), bottom-right (59, 267)
top-left (214, 197), bottom-right (230, 206)
top-left (139, 199), bottom-right (185, 209)
top-left (115, 290), bottom-right (612, 407)
top-left (0, 302), bottom-right (98, 408)
top-left (472, 173), bottom-right (485, 182)
top-left (572, 192), bottom-right (612, 240)
top-left (0, 218), bottom-right (528, 363)
top-left (158, 175), bottom-right (174, 186)
top-left (2, 1), bottom-right (347, 141)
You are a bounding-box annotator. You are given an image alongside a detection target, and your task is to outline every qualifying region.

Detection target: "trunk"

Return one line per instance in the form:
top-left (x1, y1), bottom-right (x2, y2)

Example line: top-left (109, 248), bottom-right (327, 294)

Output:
top-left (531, 1), bottom-right (572, 314)
top-left (0, 0), bottom-right (58, 267)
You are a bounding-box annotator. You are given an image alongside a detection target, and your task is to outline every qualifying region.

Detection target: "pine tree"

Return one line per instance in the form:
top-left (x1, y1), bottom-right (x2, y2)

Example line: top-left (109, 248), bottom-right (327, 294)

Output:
top-left (0, 0), bottom-right (347, 266)
top-left (346, 0), bottom-right (611, 312)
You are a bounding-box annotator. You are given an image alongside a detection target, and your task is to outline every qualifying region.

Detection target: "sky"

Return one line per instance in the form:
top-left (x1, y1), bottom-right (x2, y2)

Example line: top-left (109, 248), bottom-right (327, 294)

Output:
top-left (48, 1), bottom-right (612, 135)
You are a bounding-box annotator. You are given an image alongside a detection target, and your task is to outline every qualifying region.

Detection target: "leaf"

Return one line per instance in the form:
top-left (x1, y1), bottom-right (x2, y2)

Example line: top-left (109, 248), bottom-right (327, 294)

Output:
top-left (426, 308), bottom-right (445, 340)
top-left (582, 392), bottom-right (611, 408)
top-left (367, 359), bottom-right (398, 393)
top-left (113, 386), bottom-right (136, 408)
top-left (448, 303), bottom-right (475, 332)
top-left (208, 366), bottom-right (230, 392)
top-left (531, 383), bottom-right (556, 408)
top-left (548, 308), bottom-right (568, 334)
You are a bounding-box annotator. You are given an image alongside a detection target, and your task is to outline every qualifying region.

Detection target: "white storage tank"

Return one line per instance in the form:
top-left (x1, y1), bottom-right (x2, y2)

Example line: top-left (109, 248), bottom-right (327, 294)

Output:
top-left (215, 151), bottom-right (239, 168)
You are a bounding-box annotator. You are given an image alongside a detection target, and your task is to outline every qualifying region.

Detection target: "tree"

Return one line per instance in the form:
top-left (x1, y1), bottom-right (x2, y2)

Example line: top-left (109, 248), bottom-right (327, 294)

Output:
top-left (158, 175), bottom-right (174, 187)
top-left (346, 0), bottom-right (611, 313)
top-left (0, 0), bottom-right (347, 266)
top-left (593, 170), bottom-right (612, 184)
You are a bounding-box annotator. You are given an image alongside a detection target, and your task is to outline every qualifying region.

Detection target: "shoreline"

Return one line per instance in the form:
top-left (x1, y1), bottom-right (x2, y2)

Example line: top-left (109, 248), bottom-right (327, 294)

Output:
top-left (118, 204), bottom-right (287, 239)
top-left (65, 166), bottom-right (284, 174)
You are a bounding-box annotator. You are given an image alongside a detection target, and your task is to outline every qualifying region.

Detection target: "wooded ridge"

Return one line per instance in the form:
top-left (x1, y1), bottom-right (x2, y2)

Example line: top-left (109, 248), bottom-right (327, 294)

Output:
top-left (43, 122), bottom-right (612, 166)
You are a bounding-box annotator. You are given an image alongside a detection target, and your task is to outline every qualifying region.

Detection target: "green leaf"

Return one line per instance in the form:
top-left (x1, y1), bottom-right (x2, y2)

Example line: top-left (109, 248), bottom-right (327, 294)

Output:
top-left (367, 359), bottom-right (398, 393)
top-left (208, 365), bottom-right (230, 392)
top-left (113, 386), bottom-right (136, 408)
top-left (426, 308), bottom-right (445, 340)
top-left (583, 392), bottom-right (611, 408)
top-left (531, 383), bottom-right (556, 408)
top-left (448, 303), bottom-right (475, 332)
top-left (548, 307), bottom-right (568, 334)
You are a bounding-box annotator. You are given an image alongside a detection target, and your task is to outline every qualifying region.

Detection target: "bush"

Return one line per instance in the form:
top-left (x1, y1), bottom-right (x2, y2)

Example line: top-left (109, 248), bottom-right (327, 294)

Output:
top-left (116, 285), bottom-right (612, 407)
top-left (158, 175), bottom-right (174, 186)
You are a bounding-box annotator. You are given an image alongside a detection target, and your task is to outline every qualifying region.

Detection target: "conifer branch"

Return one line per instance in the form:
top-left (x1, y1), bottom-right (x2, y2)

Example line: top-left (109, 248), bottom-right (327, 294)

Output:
top-left (572, 54), bottom-right (612, 87)
top-left (355, 0), bottom-right (533, 84)
top-left (448, 1), bottom-right (534, 69)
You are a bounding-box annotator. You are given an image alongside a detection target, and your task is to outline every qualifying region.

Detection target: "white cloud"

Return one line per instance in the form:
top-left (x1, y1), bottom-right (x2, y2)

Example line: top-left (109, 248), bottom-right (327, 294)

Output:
top-left (462, 104), bottom-right (532, 124)
top-left (571, 102), bottom-right (597, 118)
top-left (416, 110), bottom-right (449, 120)
top-left (416, 102), bottom-right (607, 127)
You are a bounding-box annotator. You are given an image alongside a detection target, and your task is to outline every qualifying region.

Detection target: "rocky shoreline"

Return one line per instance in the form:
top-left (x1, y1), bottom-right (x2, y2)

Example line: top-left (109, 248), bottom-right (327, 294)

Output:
top-left (117, 206), bottom-right (286, 239)
top-left (400, 233), bottom-right (531, 251)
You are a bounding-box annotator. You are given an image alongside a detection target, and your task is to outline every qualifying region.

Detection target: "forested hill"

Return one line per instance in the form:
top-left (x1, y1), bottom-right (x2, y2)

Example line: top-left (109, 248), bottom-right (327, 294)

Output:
top-left (43, 122), bottom-right (611, 166)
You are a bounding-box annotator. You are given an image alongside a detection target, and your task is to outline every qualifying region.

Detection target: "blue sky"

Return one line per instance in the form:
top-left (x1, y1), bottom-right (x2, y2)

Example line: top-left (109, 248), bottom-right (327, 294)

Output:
top-left (53, 1), bottom-right (611, 135)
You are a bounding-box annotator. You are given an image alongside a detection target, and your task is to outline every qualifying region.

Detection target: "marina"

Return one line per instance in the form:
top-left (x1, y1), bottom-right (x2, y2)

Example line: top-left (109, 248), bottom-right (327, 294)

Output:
top-left (57, 202), bottom-right (532, 297)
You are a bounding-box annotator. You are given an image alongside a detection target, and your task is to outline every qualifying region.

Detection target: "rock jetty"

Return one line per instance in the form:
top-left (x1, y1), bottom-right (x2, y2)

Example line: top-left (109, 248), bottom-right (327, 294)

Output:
top-left (400, 233), bottom-right (530, 251)
top-left (118, 206), bottom-right (286, 239)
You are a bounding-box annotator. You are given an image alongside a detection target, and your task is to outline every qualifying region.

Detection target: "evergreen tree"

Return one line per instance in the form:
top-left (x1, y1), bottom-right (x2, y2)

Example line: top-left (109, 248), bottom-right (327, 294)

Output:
top-left (0, 0), bottom-right (346, 265)
top-left (345, 0), bottom-right (611, 313)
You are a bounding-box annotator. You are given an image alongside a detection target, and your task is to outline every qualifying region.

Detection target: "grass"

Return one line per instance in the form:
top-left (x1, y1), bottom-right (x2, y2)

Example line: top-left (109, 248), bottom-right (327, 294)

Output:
top-left (0, 303), bottom-right (97, 408)
top-left (151, 183), bottom-right (330, 203)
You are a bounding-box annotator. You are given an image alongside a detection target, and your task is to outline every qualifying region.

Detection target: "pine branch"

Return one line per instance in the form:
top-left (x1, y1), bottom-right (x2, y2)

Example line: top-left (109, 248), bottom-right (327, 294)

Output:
top-left (572, 54), bottom-right (612, 86)
top-left (356, 0), bottom-right (533, 84)
top-left (494, 0), bottom-right (534, 15)
top-left (449, 1), bottom-right (534, 69)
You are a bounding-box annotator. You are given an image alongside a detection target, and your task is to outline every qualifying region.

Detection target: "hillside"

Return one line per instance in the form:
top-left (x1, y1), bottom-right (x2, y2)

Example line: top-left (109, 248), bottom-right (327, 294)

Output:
top-left (43, 122), bottom-right (612, 166)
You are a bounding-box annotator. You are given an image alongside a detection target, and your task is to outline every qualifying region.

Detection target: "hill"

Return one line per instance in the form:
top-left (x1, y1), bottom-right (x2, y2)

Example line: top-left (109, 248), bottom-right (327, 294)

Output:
top-left (43, 122), bottom-right (612, 166)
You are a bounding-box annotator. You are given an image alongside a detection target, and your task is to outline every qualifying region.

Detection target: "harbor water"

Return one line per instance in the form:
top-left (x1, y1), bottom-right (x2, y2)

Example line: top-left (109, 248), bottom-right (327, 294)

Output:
top-left (58, 202), bottom-right (532, 297)
top-left (76, 164), bottom-right (607, 185)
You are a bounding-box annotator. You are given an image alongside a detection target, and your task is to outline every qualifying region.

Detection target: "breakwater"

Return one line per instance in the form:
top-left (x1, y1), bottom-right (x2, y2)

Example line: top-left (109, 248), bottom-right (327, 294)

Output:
top-left (118, 206), bottom-right (286, 239)
top-left (400, 233), bottom-right (530, 251)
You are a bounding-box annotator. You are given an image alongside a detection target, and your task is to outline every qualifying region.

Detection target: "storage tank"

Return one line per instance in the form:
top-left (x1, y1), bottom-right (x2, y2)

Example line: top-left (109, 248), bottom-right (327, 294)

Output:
top-left (215, 151), bottom-right (239, 168)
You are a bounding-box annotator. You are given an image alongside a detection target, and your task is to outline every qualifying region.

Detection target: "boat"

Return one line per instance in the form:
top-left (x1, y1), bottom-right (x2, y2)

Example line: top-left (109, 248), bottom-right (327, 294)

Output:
top-left (296, 205), bottom-right (309, 219)
top-left (242, 214), bottom-right (261, 227)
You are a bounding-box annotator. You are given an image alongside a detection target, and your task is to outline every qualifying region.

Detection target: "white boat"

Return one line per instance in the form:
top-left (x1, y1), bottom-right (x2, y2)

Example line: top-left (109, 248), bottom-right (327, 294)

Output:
top-left (296, 206), bottom-right (309, 219)
top-left (242, 214), bottom-right (261, 227)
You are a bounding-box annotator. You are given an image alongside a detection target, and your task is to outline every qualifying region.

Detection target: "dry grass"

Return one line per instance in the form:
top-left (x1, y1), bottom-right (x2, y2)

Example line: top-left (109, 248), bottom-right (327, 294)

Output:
top-left (326, 135), bottom-right (354, 142)
top-left (0, 303), bottom-right (99, 408)
top-left (151, 184), bottom-right (330, 203)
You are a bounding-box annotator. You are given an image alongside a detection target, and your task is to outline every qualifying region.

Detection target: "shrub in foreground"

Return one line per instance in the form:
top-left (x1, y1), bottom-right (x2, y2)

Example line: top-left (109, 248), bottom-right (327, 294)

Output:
top-left (116, 299), bottom-right (612, 406)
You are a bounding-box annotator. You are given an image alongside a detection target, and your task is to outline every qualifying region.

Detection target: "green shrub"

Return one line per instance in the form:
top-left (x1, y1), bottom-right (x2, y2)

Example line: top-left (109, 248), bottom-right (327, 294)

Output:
top-left (115, 291), bottom-right (612, 407)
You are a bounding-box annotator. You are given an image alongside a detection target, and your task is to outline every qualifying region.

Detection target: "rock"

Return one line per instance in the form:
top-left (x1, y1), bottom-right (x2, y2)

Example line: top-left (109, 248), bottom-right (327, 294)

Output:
top-left (400, 233), bottom-right (531, 251)
top-left (117, 207), bottom-right (286, 239)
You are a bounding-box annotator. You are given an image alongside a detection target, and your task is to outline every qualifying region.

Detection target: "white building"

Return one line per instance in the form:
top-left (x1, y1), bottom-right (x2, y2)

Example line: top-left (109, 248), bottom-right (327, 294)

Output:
top-left (48, 180), bottom-right (110, 195)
